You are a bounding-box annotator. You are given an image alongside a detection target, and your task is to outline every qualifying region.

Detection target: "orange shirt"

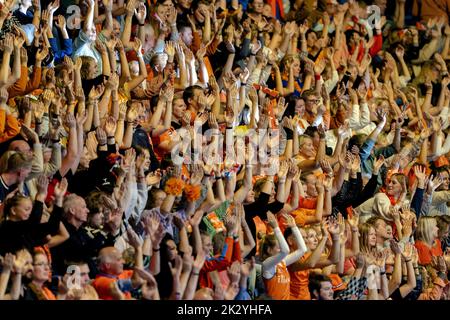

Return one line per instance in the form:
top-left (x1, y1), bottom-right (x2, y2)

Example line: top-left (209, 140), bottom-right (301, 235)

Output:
top-left (289, 253), bottom-right (312, 300)
top-left (415, 239), bottom-right (443, 266)
top-left (92, 270), bottom-right (134, 300)
top-left (264, 261), bottom-right (291, 300)
top-left (42, 287), bottom-right (56, 300)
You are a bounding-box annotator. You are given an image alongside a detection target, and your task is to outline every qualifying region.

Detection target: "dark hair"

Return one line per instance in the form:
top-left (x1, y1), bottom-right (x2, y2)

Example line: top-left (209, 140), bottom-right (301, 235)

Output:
top-left (308, 273), bottom-right (332, 299)
top-left (145, 188), bottom-right (165, 209)
top-left (182, 85), bottom-right (203, 105)
top-left (304, 126), bottom-right (319, 138)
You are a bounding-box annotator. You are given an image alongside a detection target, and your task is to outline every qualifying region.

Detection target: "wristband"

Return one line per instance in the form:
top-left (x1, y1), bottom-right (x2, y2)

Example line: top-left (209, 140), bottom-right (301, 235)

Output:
top-left (153, 248), bottom-right (160, 252)
top-left (52, 139), bottom-right (60, 143)
top-left (226, 127), bottom-right (233, 130)
top-left (107, 136), bottom-right (115, 139)
top-left (284, 127), bottom-right (293, 140)
top-left (139, 23), bottom-right (145, 26)
top-left (98, 143), bottom-right (107, 146)
top-left (192, 272), bottom-right (200, 276)
top-left (315, 74), bottom-right (321, 81)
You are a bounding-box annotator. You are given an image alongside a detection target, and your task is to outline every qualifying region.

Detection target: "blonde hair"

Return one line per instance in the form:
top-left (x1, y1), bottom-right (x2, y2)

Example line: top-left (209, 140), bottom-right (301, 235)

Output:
top-left (359, 223), bottom-right (376, 254)
top-left (258, 233), bottom-right (278, 261)
top-left (415, 216), bottom-right (437, 246)
top-left (80, 56), bottom-right (96, 79)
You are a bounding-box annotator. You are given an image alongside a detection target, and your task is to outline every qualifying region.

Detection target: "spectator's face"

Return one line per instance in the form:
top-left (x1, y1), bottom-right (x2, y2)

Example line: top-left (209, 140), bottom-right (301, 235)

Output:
top-left (325, 2), bottom-right (337, 15)
top-left (20, 250), bottom-right (34, 279)
top-left (305, 95), bottom-right (319, 113)
top-left (21, 0), bottom-right (32, 7)
top-left (141, 149), bottom-right (151, 170)
top-left (440, 171), bottom-right (449, 190)
top-left (112, 20), bottom-right (121, 38)
top-left (43, 148), bottom-right (52, 163)
top-left (177, 0), bottom-right (193, 10)
top-left (71, 197), bottom-right (90, 223)
top-left (153, 191), bottom-right (166, 208)
top-left (32, 253), bottom-right (50, 283)
top-left (305, 228), bottom-right (318, 250)
top-left (194, 3), bottom-right (209, 23)
top-left (268, 241), bottom-right (280, 255)
top-left (368, 226), bottom-right (377, 247)
top-left (292, 58), bottom-right (301, 78)
top-left (181, 27), bottom-right (193, 46)
top-left (17, 167), bottom-right (32, 183)
top-left (385, 225), bottom-right (393, 240)
top-left (104, 249), bottom-right (124, 275)
top-left (166, 239), bottom-right (178, 261)
top-left (10, 198), bottom-right (33, 221)
top-left (307, 32), bottom-right (317, 48)
top-left (252, 0), bottom-right (264, 14)
top-left (295, 99), bottom-right (305, 116)
top-left (89, 211), bottom-right (104, 228)
top-left (143, 28), bottom-right (156, 51)
top-left (202, 235), bottom-right (213, 256)
top-left (154, 54), bottom-right (168, 73)
top-left (262, 4), bottom-right (272, 17)
top-left (300, 137), bottom-right (315, 158)
top-left (86, 25), bottom-right (97, 42)
top-left (386, 177), bottom-right (402, 196)
top-left (245, 190), bottom-right (255, 203)
top-left (79, 264), bottom-right (91, 287)
top-left (87, 60), bottom-right (98, 79)
top-left (157, 0), bottom-right (174, 20)
top-left (173, 98), bottom-right (187, 119)
top-left (319, 281), bottom-right (334, 300)
top-left (304, 174), bottom-right (317, 197)
top-left (374, 219), bottom-right (389, 240)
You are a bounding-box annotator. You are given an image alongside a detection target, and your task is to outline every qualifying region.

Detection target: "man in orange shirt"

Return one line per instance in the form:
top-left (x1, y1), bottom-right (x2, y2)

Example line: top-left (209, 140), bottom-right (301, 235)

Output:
top-left (92, 245), bottom-right (144, 300)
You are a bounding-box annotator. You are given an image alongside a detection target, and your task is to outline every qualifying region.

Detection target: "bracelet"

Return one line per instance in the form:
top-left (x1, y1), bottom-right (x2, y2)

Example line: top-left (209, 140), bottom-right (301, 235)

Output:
top-left (405, 259), bottom-right (412, 263)
top-left (241, 82), bottom-right (247, 86)
top-left (226, 127), bottom-right (233, 130)
top-left (139, 23), bottom-right (145, 26)
top-left (315, 74), bottom-right (321, 81)
top-left (137, 176), bottom-right (145, 180)
top-left (36, 121), bottom-right (42, 125)
top-left (98, 143), bottom-right (107, 146)
top-left (153, 248), bottom-right (160, 252)
top-left (192, 272), bottom-right (200, 276)
top-left (107, 136), bottom-right (115, 139)
top-left (52, 139), bottom-right (60, 143)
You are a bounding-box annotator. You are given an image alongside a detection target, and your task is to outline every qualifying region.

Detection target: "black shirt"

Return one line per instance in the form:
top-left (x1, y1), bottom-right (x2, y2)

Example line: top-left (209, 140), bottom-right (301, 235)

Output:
top-left (0, 201), bottom-right (63, 255)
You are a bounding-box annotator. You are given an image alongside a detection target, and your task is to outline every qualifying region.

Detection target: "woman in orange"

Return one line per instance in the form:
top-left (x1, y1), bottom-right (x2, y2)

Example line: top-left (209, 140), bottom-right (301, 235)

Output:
top-left (260, 212), bottom-right (307, 300)
top-left (287, 222), bottom-right (341, 300)
top-left (415, 216), bottom-right (443, 266)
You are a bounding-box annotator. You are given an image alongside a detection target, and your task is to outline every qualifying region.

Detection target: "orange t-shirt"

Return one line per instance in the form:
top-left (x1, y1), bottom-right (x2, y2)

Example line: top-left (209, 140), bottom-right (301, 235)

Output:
top-left (415, 239), bottom-right (443, 266)
top-left (264, 261), bottom-right (291, 300)
top-left (289, 252), bottom-right (312, 300)
top-left (92, 270), bottom-right (134, 300)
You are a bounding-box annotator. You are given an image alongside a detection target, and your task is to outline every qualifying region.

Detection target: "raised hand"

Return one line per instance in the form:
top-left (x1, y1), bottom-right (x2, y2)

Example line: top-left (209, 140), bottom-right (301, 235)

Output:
top-left (267, 211), bottom-right (279, 229)
top-left (53, 178), bottom-right (68, 200)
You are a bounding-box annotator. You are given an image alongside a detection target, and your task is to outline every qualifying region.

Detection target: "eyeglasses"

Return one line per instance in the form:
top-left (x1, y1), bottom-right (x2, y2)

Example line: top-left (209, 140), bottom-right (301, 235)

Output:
top-left (33, 262), bottom-right (50, 267)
